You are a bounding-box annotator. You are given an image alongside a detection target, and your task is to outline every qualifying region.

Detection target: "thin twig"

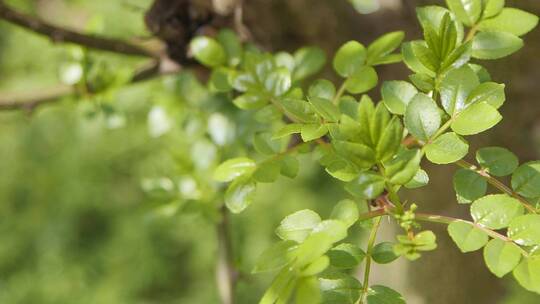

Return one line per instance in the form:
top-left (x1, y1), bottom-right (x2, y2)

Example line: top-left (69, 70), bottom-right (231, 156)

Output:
top-left (216, 205), bottom-right (238, 304)
top-left (0, 1), bottom-right (157, 58)
top-left (359, 216), bottom-right (382, 304)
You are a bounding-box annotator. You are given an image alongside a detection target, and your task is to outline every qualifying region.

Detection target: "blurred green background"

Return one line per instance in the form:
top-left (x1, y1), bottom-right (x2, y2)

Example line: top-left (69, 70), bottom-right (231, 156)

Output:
top-left (1, 0), bottom-right (539, 303)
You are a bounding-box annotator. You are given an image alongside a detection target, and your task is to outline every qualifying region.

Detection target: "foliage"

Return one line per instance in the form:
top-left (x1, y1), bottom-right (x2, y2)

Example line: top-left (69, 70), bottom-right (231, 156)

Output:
top-left (187, 0), bottom-right (540, 302)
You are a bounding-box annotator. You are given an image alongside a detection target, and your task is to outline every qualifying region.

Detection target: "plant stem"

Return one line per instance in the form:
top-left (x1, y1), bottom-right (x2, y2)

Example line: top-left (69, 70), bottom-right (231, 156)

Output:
top-left (216, 206), bottom-right (237, 304)
top-left (465, 25), bottom-right (478, 42)
top-left (359, 216), bottom-right (382, 304)
top-left (332, 81), bottom-right (347, 105)
top-left (455, 159), bottom-right (537, 213)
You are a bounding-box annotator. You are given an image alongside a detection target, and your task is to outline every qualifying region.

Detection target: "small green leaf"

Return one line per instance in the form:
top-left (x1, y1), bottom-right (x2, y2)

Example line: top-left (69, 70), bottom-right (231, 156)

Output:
top-left (328, 243), bottom-right (366, 269)
top-left (508, 215), bottom-right (540, 246)
top-left (476, 146), bottom-right (518, 177)
top-left (372, 242), bottom-right (400, 264)
top-left (301, 255), bottom-right (330, 276)
top-left (280, 155), bottom-right (300, 178)
top-left (214, 157), bottom-right (256, 182)
top-left (309, 79), bottom-right (336, 100)
top-left (482, 0), bottom-right (505, 19)
top-left (345, 172), bottom-right (385, 199)
top-left (471, 194), bottom-right (524, 229)
top-left (217, 29), bottom-right (242, 66)
top-left (225, 177), bottom-right (256, 213)
top-left (451, 102), bottom-right (501, 135)
top-left (309, 97), bottom-right (341, 122)
top-left (333, 41), bottom-right (367, 77)
top-left (425, 132), bottom-right (469, 164)
top-left (253, 240), bottom-right (297, 273)
top-left (319, 272), bottom-right (362, 304)
top-left (453, 169), bottom-right (487, 204)
top-left (375, 117), bottom-right (403, 162)
top-left (513, 255), bottom-right (540, 294)
top-left (472, 31), bottom-right (523, 60)
top-left (293, 47), bottom-right (327, 81)
top-left (265, 67), bottom-right (292, 97)
top-left (273, 123), bottom-right (302, 139)
top-left (440, 65), bottom-right (479, 116)
top-left (331, 199), bottom-right (359, 228)
top-left (276, 209), bottom-right (322, 243)
top-left (384, 149), bottom-right (422, 185)
top-left (366, 285), bottom-right (406, 304)
top-left (405, 169), bottom-right (430, 189)
top-left (301, 124), bottom-right (328, 142)
top-left (404, 93), bottom-right (441, 142)
top-left (511, 161), bottom-right (540, 199)
top-left (466, 82), bottom-right (505, 109)
top-left (469, 63), bottom-right (492, 82)
top-left (259, 267), bottom-right (295, 304)
top-left (253, 160), bottom-right (281, 183)
top-left (483, 239), bottom-right (522, 278)
top-left (409, 73), bottom-right (435, 92)
top-left (296, 277), bottom-right (322, 304)
top-left (381, 81), bottom-right (418, 115)
top-left (445, 0), bottom-right (482, 26)
top-left (448, 221), bottom-right (489, 253)
top-left (334, 140), bottom-right (376, 169)
top-left (253, 132), bottom-right (279, 155)
top-left (189, 36), bottom-right (226, 67)
top-left (233, 93), bottom-right (267, 110)
top-left (402, 41), bottom-right (436, 76)
top-left (478, 8), bottom-right (539, 37)
top-left (276, 98), bottom-right (317, 123)
top-left (367, 31), bottom-right (405, 65)
top-left (344, 66), bottom-right (378, 94)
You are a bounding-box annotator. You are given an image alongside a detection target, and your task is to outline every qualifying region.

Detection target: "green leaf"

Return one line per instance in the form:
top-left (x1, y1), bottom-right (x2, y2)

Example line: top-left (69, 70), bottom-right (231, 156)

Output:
top-left (301, 124), bottom-right (328, 142)
top-left (253, 132), bottom-right (280, 155)
top-left (189, 36), bottom-right (226, 67)
top-left (367, 31), bottom-right (405, 65)
top-left (309, 79), bottom-right (336, 100)
top-left (451, 102), bottom-right (502, 135)
top-left (404, 93), bottom-right (441, 142)
top-left (214, 157), bottom-right (256, 182)
top-left (482, 0), bottom-right (505, 19)
top-left (312, 220), bottom-right (349, 244)
top-left (366, 285), bottom-right (406, 304)
top-left (253, 160), bottom-right (282, 183)
top-left (483, 239), bottom-right (522, 278)
top-left (425, 132), bottom-right (469, 164)
top-left (273, 123), bottom-right (302, 139)
top-left (253, 240), bottom-right (297, 273)
top-left (345, 172), bottom-right (385, 199)
top-left (259, 267), bottom-right (296, 304)
top-left (513, 256), bottom-right (540, 294)
top-left (405, 169), bottom-right (430, 189)
top-left (453, 169), bottom-right (487, 204)
top-left (333, 41), bottom-right (367, 77)
top-left (440, 66), bottom-right (479, 116)
top-left (476, 146), bottom-right (518, 177)
top-left (217, 29), bottom-right (242, 66)
top-left (416, 6), bottom-right (465, 42)
top-left (469, 63), bottom-right (492, 82)
top-left (225, 177), bottom-right (257, 213)
top-left (440, 41), bottom-right (472, 72)
top-left (402, 41), bottom-right (436, 76)
top-left (466, 82), bottom-right (505, 109)
top-left (293, 47), bottom-right (327, 81)
top-left (280, 155), bottom-right (300, 178)
top-left (472, 31), bottom-right (523, 60)
top-left (328, 243), bottom-right (366, 269)
top-left (209, 67), bottom-right (233, 92)
top-left (331, 199), bottom-right (359, 228)
top-left (334, 140), bottom-right (376, 169)
top-left (296, 277), bottom-right (322, 304)
top-left (448, 221), bottom-right (489, 253)
top-left (276, 209), bottom-right (322, 243)
top-left (348, 0), bottom-right (380, 14)
top-left (301, 255), bottom-right (330, 276)
top-left (384, 149), bottom-right (422, 185)
top-left (381, 81), bottom-right (418, 115)
top-left (344, 66), bottom-right (378, 94)
top-left (471, 194), bottom-right (524, 229)
top-left (372, 242), bottom-right (400, 264)
top-left (265, 67), bottom-right (292, 97)
top-left (409, 73), bottom-right (435, 92)
top-left (319, 272), bottom-right (362, 304)
top-left (445, 0), bottom-right (482, 26)
top-left (276, 98), bottom-right (317, 123)
top-left (511, 161), bottom-right (540, 199)
top-left (478, 8), bottom-right (539, 37)
top-left (375, 117), bottom-right (403, 162)
top-left (508, 215), bottom-right (540, 246)
top-left (309, 97), bottom-right (340, 122)
top-left (233, 93), bottom-right (267, 110)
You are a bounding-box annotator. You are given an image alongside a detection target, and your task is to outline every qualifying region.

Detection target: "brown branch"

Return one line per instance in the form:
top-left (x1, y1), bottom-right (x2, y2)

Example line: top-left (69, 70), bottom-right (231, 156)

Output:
top-left (0, 1), bottom-right (157, 58)
top-left (216, 205), bottom-right (238, 304)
